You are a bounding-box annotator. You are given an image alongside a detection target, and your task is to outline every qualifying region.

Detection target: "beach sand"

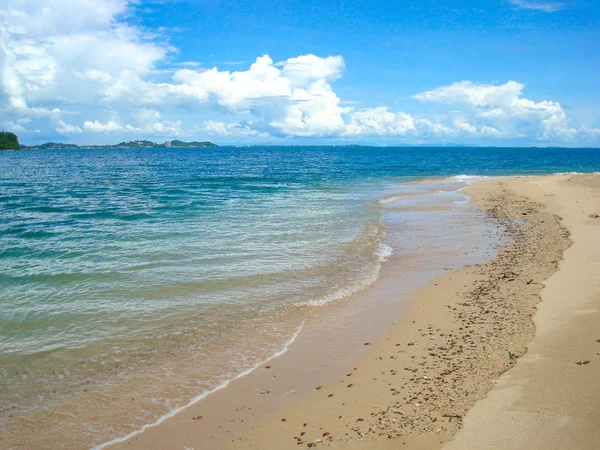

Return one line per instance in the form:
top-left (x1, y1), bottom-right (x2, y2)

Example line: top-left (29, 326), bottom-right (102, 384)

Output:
top-left (108, 174), bottom-right (600, 450)
top-left (445, 174), bottom-right (600, 450)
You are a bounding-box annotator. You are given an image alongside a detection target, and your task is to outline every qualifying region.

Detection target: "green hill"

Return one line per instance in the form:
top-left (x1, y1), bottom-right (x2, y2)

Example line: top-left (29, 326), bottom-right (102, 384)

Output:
top-left (115, 140), bottom-right (156, 148)
top-left (17, 138), bottom-right (218, 150)
top-left (169, 140), bottom-right (218, 148)
top-left (38, 142), bottom-right (80, 149)
top-left (0, 131), bottom-right (19, 150)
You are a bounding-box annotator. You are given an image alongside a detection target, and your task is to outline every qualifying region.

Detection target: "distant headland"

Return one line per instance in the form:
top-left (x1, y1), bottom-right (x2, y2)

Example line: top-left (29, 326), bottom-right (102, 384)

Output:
top-left (0, 131), bottom-right (20, 150)
top-left (0, 132), bottom-right (217, 150)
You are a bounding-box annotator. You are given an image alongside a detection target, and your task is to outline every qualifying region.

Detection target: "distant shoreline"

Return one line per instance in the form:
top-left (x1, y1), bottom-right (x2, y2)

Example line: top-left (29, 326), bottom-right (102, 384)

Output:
top-left (15, 139), bottom-right (218, 150)
top-left (9, 144), bottom-right (600, 151)
top-left (104, 174), bottom-right (600, 450)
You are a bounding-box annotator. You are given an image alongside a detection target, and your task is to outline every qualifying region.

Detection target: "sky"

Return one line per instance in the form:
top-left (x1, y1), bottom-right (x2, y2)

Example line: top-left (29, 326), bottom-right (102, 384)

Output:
top-left (1, 0), bottom-right (599, 146)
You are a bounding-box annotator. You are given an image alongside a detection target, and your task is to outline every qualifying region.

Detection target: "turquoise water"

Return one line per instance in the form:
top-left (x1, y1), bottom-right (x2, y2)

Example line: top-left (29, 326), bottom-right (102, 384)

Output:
top-left (0, 146), bottom-right (599, 447)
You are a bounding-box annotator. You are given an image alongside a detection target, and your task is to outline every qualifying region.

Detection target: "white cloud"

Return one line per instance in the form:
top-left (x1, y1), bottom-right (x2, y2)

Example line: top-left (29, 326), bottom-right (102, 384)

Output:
top-left (133, 107), bottom-right (161, 124)
top-left (344, 107), bottom-right (415, 136)
top-left (144, 120), bottom-right (182, 136)
top-left (174, 61), bottom-right (203, 68)
top-left (0, 120), bottom-right (27, 133)
top-left (267, 79), bottom-right (349, 137)
top-left (172, 55), bottom-right (293, 110)
top-left (107, 54), bottom-right (350, 137)
top-left (56, 119), bottom-right (83, 134)
top-left (1, 0), bottom-right (129, 36)
top-left (82, 118), bottom-right (181, 136)
top-left (580, 126), bottom-right (600, 137)
top-left (202, 120), bottom-right (270, 138)
top-left (83, 120), bottom-right (127, 133)
top-left (280, 54), bottom-right (344, 86)
top-left (413, 81), bottom-right (577, 141)
top-left (0, 0), bottom-right (595, 145)
top-left (1, 0), bottom-right (168, 132)
top-left (413, 80), bottom-right (526, 107)
top-left (507, 0), bottom-right (566, 13)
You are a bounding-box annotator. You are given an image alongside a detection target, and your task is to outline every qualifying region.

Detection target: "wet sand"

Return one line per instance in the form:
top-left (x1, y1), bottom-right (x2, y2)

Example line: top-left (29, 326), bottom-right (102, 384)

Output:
top-left (107, 174), bottom-right (600, 450)
top-left (104, 181), bottom-right (500, 450)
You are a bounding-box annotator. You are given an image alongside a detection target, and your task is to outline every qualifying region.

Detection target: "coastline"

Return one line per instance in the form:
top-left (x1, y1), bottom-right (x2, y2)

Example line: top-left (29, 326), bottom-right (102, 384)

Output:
top-left (102, 177), bottom-right (501, 450)
top-left (231, 173), bottom-right (599, 450)
top-left (104, 173), bottom-right (600, 450)
top-left (445, 174), bottom-right (600, 449)
top-left (1, 174), bottom-right (501, 449)
top-left (9, 173), bottom-right (594, 449)
top-left (227, 174), bottom-right (575, 449)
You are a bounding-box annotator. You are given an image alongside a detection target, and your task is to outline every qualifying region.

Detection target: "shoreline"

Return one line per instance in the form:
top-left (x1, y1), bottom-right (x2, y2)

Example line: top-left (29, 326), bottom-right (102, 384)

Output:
top-left (227, 174), bottom-right (575, 449)
top-left (232, 173), bottom-right (599, 450)
top-left (104, 173), bottom-right (600, 450)
top-left (10, 173), bottom-right (597, 449)
top-left (445, 174), bottom-right (600, 449)
top-left (103, 177), bottom-right (502, 450)
top-left (1, 175), bottom-right (500, 449)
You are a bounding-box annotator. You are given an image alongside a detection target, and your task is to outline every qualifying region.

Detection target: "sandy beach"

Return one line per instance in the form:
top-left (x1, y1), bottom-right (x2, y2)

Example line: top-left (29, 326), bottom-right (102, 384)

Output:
top-left (106, 173), bottom-right (600, 450)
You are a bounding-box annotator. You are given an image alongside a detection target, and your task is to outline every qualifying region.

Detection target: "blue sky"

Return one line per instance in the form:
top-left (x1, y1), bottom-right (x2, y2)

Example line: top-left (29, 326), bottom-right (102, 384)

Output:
top-left (1, 0), bottom-right (599, 146)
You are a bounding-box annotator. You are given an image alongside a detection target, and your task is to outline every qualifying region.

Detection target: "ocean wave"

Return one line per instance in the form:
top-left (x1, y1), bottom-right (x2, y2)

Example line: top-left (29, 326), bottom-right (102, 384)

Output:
top-left (378, 243), bottom-right (393, 261)
top-left (552, 171), bottom-right (600, 176)
top-left (448, 174), bottom-right (493, 184)
top-left (93, 322), bottom-right (305, 449)
top-left (297, 242), bottom-right (392, 308)
top-left (377, 190), bottom-right (441, 205)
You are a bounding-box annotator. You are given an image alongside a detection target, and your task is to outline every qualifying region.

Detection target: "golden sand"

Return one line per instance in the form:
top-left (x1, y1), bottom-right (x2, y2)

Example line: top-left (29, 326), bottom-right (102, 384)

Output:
top-left (108, 174), bottom-right (600, 450)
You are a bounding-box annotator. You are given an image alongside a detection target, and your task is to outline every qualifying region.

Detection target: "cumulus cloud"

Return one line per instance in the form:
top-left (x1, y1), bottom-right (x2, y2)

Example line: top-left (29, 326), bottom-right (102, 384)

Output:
top-left (280, 54), bottom-right (344, 85)
top-left (56, 119), bottom-right (83, 135)
top-left (202, 120), bottom-right (270, 138)
top-left (413, 81), bottom-right (577, 141)
top-left (99, 53), bottom-right (351, 137)
top-left (344, 107), bottom-right (416, 136)
top-left (83, 120), bottom-right (127, 133)
top-left (1, 0), bottom-right (168, 136)
top-left (0, 0), bottom-right (595, 145)
top-left (2, 1), bottom-right (165, 111)
top-left (83, 118), bottom-right (181, 135)
top-left (0, 120), bottom-right (27, 133)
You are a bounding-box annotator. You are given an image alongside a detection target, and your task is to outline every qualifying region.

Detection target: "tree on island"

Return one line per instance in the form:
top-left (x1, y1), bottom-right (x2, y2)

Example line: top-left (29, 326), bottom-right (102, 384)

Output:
top-left (0, 131), bottom-right (20, 150)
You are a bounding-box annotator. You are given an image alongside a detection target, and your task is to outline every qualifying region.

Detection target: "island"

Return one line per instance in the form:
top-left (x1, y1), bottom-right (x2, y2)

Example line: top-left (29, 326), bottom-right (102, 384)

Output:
top-left (0, 131), bottom-right (20, 150)
top-left (0, 133), bottom-right (218, 150)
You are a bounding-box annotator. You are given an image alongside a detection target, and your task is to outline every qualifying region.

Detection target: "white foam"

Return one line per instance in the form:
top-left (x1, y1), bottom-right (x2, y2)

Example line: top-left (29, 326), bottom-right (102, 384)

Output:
top-left (552, 171), bottom-right (600, 176)
top-left (378, 193), bottom-right (411, 205)
top-left (378, 190), bottom-right (442, 205)
top-left (377, 243), bottom-right (393, 262)
top-left (93, 323), bottom-right (305, 450)
top-left (448, 174), bottom-right (493, 185)
top-left (297, 243), bottom-right (393, 308)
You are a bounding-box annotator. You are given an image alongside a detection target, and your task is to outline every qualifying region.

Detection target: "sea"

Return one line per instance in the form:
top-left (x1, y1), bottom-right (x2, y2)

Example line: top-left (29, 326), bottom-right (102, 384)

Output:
top-left (1, 146), bottom-right (599, 448)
